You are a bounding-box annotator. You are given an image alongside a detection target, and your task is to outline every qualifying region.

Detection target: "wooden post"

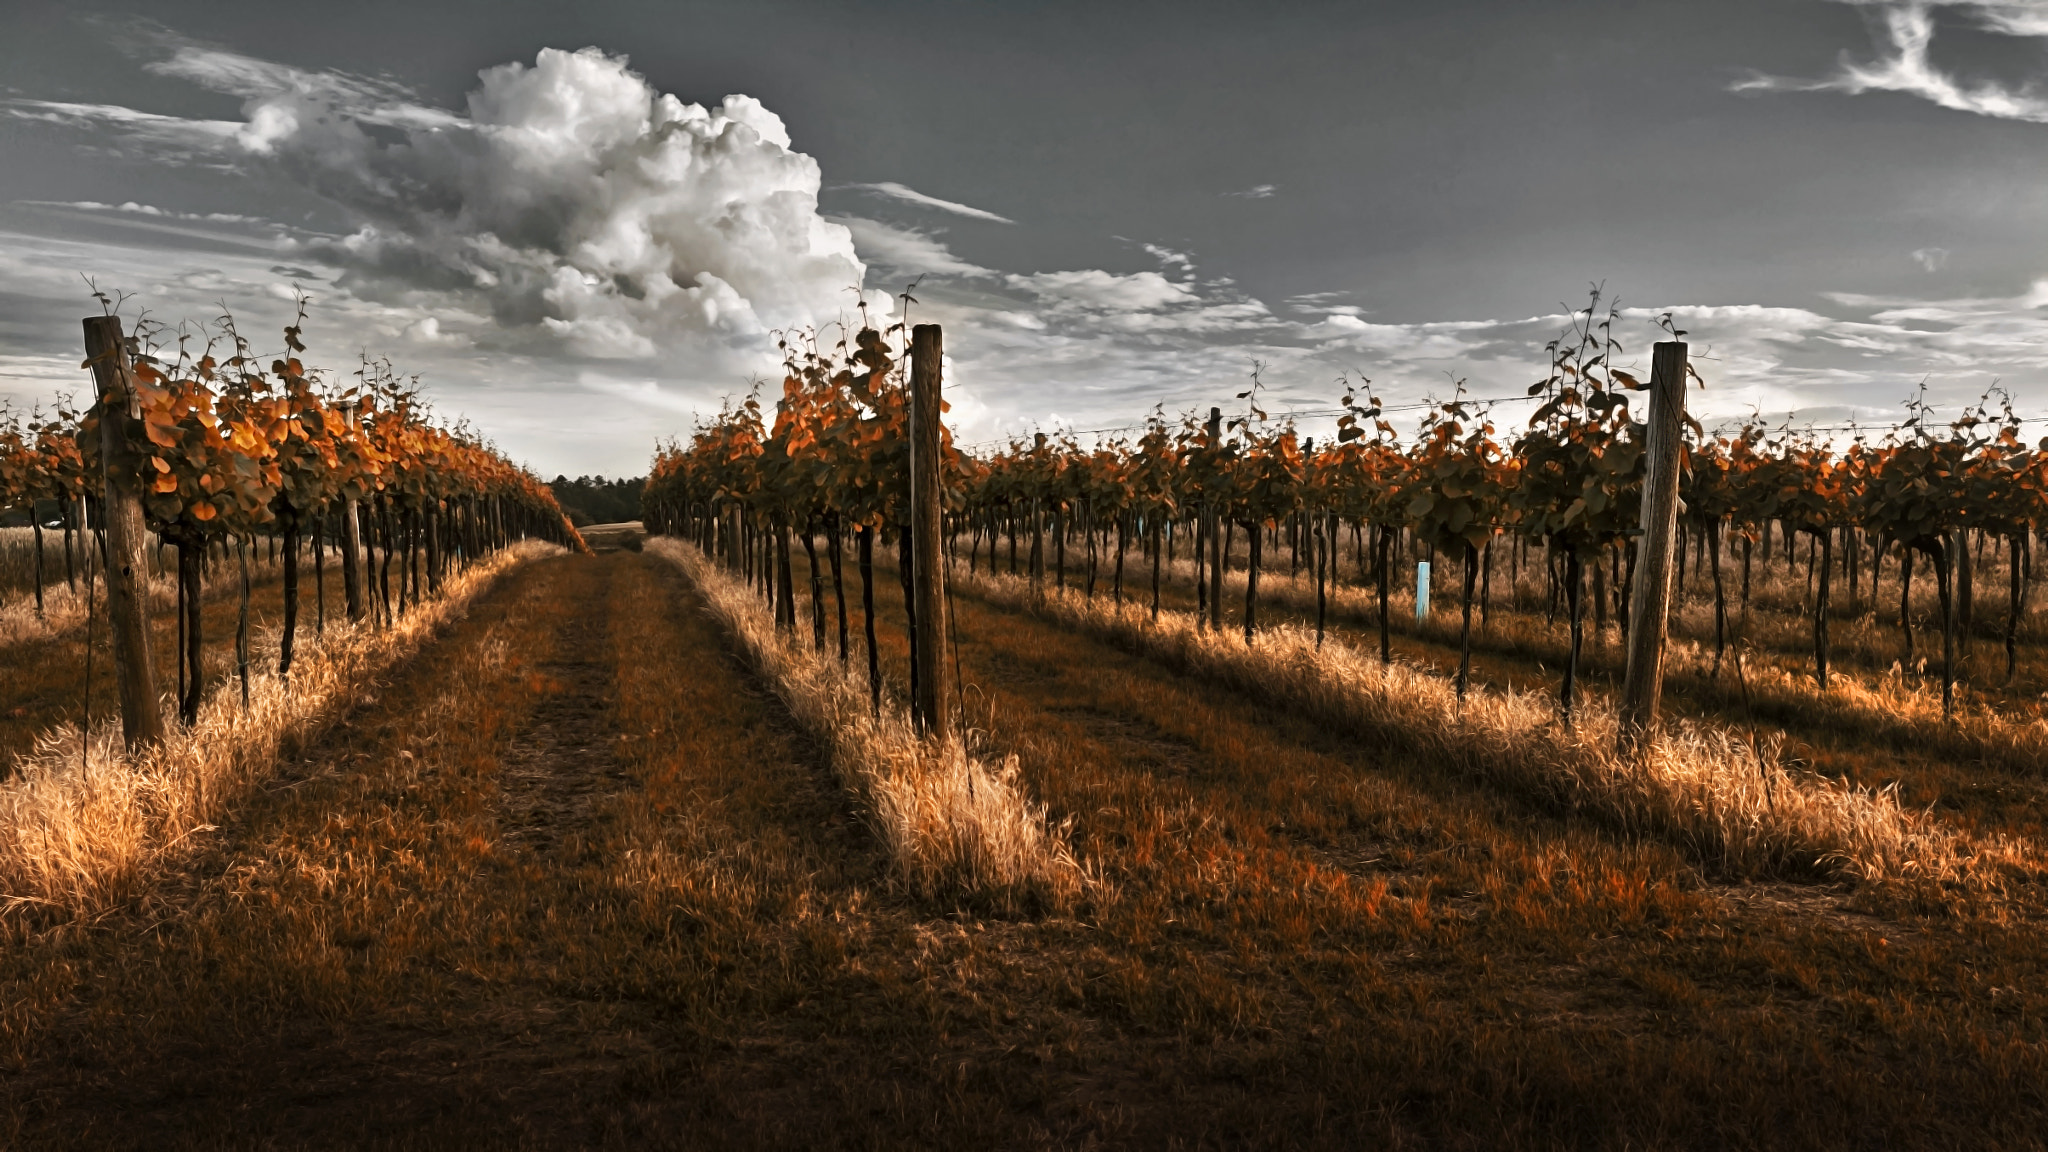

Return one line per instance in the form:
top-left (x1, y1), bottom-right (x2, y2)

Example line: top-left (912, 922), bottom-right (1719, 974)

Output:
top-left (81, 315), bottom-right (167, 749)
top-left (909, 324), bottom-right (951, 744)
top-left (1620, 341), bottom-right (1688, 747)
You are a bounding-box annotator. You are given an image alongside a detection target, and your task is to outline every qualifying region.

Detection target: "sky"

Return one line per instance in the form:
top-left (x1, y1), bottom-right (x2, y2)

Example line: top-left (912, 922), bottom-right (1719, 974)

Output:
top-left (5, 0), bottom-right (2048, 476)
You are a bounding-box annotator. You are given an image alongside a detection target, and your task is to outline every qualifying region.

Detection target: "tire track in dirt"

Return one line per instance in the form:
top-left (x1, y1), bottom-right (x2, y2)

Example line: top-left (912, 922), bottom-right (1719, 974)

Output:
top-left (491, 558), bottom-right (633, 861)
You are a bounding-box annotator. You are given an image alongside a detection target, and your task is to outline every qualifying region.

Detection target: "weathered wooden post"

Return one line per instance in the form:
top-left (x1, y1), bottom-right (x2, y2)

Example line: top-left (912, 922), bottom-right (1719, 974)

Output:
top-left (910, 324), bottom-right (951, 744)
top-left (1620, 340), bottom-right (1688, 748)
top-left (81, 315), bottom-right (167, 749)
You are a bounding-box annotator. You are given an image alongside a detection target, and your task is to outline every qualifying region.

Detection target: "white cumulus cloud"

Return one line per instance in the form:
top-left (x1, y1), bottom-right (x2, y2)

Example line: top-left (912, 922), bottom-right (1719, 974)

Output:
top-left (16, 44), bottom-right (876, 363)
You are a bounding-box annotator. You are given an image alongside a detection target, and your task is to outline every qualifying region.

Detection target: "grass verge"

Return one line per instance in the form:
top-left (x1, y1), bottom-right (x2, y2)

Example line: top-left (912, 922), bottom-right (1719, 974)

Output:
top-left (650, 537), bottom-right (1082, 911)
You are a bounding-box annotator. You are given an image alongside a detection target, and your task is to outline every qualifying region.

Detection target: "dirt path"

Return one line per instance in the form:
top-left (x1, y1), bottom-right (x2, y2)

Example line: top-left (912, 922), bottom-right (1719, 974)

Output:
top-left (491, 558), bottom-right (633, 857)
top-left (0, 552), bottom-right (913, 1147)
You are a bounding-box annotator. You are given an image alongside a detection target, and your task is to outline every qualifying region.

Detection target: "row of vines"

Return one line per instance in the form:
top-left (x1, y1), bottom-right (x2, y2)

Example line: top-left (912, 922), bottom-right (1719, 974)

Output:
top-left (1, 297), bottom-right (580, 723)
top-left (644, 291), bottom-right (2048, 722)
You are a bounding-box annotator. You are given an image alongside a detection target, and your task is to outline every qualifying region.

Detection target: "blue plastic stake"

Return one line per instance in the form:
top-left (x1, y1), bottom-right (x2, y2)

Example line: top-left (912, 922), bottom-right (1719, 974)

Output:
top-left (1415, 560), bottom-right (1431, 620)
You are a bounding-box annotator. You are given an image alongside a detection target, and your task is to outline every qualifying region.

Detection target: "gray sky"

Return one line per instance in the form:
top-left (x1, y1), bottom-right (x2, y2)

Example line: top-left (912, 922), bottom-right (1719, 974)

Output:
top-left (5, 0), bottom-right (2048, 475)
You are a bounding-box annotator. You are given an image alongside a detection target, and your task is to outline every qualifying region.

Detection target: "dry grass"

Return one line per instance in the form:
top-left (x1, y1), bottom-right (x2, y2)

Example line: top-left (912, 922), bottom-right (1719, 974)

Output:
top-left (0, 539), bottom-right (286, 650)
top-left (0, 579), bottom-right (101, 650)
top-left (649, 537), bottom-right (1081, 910)
top-left (1139, 549), bottom-right (2048, 783)
top-left (946, 562), bottom-right (2024, 888)
top-left (862, 549), bottom-right (2048, 1147)
top-left (0, 540), bottom-right (556, 919)
top-left (1069, 534), bottom-right (2048, 672)
top-left (0, 527), bottom-right (77, 601)
top-left (1700, 656), bottom-right (2048, 776)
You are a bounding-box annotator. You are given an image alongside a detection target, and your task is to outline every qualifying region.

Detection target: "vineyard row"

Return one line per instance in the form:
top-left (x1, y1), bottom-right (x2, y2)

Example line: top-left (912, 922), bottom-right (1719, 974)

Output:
top-left (642, 303), bottom-right (2042, 721)
top-left (2, 303), bottom-right (580, 747)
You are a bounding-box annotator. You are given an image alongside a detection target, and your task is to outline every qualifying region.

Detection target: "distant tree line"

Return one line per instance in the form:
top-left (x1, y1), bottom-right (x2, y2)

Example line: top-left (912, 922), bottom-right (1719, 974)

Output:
top-left (549, 475), bottom-right (646, 527)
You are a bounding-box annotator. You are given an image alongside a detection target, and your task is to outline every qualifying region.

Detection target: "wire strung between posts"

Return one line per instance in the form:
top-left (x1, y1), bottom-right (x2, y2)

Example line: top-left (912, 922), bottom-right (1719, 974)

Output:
top-left (81, 533), bottom-right (96, 778)
top-left (954, 392), bottom-right (1547, 452)
top-left (940, 560), bottom-right (972, 803)
top-left (959, 398), bottom-right (2048, 453)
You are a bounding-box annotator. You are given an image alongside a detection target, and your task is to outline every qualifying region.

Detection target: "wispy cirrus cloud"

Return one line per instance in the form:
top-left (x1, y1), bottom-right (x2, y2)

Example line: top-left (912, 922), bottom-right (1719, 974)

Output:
top-left (1734, 1), bottom-right (2048, 123)
top-left (5, 99), bottom-right (244, 157)
top-left (25, 200), bottom-right (263, 224)
top-left (1912, 245), bottom-right (1951, 271)
top-left (832, 216), bottom-right (992, 277)
top-left (840, 181), bottom-right (1016, 223)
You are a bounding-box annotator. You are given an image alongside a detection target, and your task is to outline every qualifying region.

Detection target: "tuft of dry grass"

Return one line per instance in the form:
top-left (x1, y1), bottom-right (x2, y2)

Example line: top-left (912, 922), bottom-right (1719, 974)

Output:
top-left (0, 527), bottom-right (80, 601)
top-left (1707, 656), bottom-right (2048, 777)
top-left (0, 580), bottom-right (99, 650)
top-left (948, 563), bottom-right (2025, 888)
top-left (0, 541), bottom-right (557, 918)
top-left (649, 537), bottom-right (1083, 911)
